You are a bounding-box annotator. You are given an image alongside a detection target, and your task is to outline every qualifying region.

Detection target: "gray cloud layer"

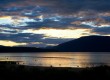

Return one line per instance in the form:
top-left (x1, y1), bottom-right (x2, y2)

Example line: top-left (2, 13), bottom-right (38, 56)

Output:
top-left (1, 0), bottom-right (110, 13)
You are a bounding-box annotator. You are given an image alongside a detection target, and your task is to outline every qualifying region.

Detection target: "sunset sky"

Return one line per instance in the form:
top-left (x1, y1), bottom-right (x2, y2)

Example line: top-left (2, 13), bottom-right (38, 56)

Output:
top-left (0, 0), bottom-right (110, 47)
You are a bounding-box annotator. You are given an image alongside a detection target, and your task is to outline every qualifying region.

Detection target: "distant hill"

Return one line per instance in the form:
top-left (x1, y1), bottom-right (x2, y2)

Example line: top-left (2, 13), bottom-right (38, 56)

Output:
top-left (0, 46), bottom-right (57, 53)
top-left (53, 36), bottom-right (110, 52)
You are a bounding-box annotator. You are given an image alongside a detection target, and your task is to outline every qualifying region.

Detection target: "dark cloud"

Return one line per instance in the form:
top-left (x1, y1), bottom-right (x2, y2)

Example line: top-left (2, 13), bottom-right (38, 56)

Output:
top-left (22, 17), bottom-right (92, 29)
top-left (0, 0), bottom-right (20, 4)
top-left (92, 27), bottom-right (110, 35)
top-left (52, 0), bottom-right (110, 14)
top-left (40, 38), bottom-right (72, 44)
top-left (1, 0), bottom-right (110, 14)
top-left (0, 33), bottom-right (43, 43)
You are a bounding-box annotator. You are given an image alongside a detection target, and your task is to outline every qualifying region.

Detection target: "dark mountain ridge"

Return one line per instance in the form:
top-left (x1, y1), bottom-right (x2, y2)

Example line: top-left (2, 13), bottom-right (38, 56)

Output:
top-left (53, 36), bottom-right (110, 52)
top-left (0, 46), bottom-right (57, 53)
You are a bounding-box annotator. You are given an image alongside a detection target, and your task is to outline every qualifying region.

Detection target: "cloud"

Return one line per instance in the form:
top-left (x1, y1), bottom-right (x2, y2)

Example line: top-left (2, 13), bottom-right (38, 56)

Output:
top-left (0, 33), bottom-right (44, 43)
top-left (51, 0), bottom-right (110, 14)
top-left (92, 27), bottom-right (110, 35)
top-left (1, 0), bottom-right (110, 14)
top-left (0, 40), bottom-right (27, 46)
top-left (22, 28), bottom-right (91, 39)
top-left (40, 38), bottom-right (72, 44)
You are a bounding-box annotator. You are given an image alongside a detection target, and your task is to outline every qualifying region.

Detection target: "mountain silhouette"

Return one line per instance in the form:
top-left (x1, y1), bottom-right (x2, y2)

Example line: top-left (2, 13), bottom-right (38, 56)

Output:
top-left (0, 46), bottom-right (57, 52)
top-left (53, 36), bottom-right (110, 52)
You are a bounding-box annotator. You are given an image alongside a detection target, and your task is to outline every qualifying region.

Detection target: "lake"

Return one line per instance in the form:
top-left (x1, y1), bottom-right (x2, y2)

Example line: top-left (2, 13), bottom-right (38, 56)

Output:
top-left (0, 52), bottom-right (110, 68)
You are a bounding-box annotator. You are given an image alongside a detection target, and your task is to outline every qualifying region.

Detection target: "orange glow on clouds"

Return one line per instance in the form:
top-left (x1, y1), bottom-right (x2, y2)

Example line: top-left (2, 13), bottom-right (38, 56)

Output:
top-left (0, 40), bottom-right (27, 46)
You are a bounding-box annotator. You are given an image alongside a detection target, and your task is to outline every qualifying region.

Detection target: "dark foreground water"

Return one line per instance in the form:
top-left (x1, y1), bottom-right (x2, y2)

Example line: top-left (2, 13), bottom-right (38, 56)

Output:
top-left (0, 52), bottom-right (110, 67)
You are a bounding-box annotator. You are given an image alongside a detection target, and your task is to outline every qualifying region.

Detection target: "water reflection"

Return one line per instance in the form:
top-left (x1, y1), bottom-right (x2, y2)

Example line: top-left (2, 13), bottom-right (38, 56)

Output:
top-left (0, 52), bottom-right (110, 67)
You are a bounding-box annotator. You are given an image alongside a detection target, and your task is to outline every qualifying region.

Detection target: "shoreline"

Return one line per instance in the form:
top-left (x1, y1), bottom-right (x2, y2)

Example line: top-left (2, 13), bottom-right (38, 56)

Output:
top-left (0, 61), bottom-right (110, 80)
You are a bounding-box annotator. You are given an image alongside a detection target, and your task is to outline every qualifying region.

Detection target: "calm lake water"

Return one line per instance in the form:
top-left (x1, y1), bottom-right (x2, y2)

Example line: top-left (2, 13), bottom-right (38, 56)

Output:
top-left (0, 52), bottom-right (110, 68)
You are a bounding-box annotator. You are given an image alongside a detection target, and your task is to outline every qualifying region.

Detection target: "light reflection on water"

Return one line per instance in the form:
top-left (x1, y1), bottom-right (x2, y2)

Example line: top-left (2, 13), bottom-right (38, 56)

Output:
top-left (0, 52), bottom-right (110, 67)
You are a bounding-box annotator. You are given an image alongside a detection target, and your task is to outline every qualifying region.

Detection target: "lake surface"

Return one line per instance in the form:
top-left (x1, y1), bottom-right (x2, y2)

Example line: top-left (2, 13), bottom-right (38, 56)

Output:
top-left (0, 52), bottom-right (110, 68)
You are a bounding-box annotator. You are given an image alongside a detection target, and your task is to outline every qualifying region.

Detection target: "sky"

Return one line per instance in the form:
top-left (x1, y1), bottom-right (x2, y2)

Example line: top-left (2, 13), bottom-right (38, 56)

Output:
top-left (0, 0), bottom-right (110, 47)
